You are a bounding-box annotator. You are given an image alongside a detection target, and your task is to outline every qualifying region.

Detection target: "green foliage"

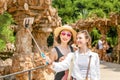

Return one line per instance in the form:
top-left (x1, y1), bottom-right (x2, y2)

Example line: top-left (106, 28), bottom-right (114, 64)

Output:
top-left (52, 0), bottom-right (120, 23)
top-left (88, 9), bottom-right (106, 18)
top-left (52, 0), bottom-right (78, 24)
top-left (90, 28), bottom-right (100, 41)
top-left (0, 39), bottom-right (6, 51)
top-left (90, 27), bottom-right (118, 47)
top-left (90, 28), bottom-right (101, 46)
top-left (0, 12), bottom-right (15, 51)
top-left (47, 33), bottom-right (54, 47)
top-left (106, 27), bottom-right (118, 46)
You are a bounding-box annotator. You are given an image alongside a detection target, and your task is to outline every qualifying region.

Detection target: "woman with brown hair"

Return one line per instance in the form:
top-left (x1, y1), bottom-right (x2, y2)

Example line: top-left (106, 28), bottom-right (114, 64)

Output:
top-left (49, 25), bottom-right (77, 80)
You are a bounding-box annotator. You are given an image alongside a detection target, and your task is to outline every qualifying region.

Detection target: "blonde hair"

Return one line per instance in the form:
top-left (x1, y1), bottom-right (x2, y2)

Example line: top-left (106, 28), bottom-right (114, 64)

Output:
top-left (77, 30), bottom-right (92, 48)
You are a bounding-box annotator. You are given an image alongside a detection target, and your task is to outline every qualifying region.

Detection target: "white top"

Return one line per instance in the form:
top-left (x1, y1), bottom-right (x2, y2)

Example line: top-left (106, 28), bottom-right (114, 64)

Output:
top-left (98, 40), bottom-right (103, 49)
top-left (52, 49), bottom-right (100, 80)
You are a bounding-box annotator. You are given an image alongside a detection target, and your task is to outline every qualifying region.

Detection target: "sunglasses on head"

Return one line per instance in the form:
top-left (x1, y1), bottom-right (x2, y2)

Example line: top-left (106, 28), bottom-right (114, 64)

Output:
top-left (61, 31), bottom-right (71, 37)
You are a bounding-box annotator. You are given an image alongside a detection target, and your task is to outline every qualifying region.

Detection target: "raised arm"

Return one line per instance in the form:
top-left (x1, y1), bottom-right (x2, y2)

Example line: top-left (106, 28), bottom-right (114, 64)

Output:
top-left (52, 53), bottom-right (74, 72)
top-left (49, 48), bottom-right (58, 62)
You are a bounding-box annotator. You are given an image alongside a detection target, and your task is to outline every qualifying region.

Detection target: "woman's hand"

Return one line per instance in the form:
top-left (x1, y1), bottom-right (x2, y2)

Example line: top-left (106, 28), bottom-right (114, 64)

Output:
top-left (42, 56), bottom-right (56, 74)
top-left (59, 56), bottom-right (66, 62)
top-left (72, 43), bottom-right (78, 51)
top-left (45, 56), bottom-right (52, 65)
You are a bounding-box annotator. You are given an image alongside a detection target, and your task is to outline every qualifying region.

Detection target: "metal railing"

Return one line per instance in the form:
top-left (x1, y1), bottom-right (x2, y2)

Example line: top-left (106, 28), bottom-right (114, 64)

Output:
top-left (0, 65), bottom-right (47, 80)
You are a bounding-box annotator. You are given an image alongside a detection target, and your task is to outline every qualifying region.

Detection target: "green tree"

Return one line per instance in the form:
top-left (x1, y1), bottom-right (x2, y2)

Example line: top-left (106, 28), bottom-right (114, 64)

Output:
top-left (106, 27), bottom-right (118, 46)
top-left (52, 0), bottom-right (79, 24)
top-left (47, 32), bottom-right (54, 47)
top-left (52, 0), bottom-right (120, 23)
top-left (0, 12), bottom-right (15, 51)
top-left (90, 28), bottom-right (101, 46)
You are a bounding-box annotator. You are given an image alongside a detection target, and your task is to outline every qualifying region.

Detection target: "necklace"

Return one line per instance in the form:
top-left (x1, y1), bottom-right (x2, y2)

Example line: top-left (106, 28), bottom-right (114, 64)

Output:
top-left (58, 45), bottom-right (70, 56)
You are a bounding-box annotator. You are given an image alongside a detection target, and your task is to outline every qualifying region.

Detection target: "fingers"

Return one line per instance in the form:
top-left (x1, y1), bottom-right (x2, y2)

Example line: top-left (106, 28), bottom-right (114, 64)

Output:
top-left (46, 56), bottom-right (52, 64)
top-left (59, 56), bottom-right (65, 62)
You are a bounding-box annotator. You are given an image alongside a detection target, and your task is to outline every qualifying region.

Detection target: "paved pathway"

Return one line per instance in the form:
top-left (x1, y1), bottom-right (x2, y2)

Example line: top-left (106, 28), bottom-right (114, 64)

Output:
top-left (100, 61), bottom-right (120, 80)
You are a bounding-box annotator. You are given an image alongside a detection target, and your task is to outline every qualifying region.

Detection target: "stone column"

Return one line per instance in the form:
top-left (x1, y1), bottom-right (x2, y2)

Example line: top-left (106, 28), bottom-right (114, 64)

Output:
top-left (116, 25), bottom-right (120, 64)
top-left (6, 0), bottom-right (61, 80)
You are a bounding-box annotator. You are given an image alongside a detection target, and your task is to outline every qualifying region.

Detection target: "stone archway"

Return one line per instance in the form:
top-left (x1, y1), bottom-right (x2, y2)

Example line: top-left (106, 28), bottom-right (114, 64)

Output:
top-left (73, 13), bottom-right (120, 63)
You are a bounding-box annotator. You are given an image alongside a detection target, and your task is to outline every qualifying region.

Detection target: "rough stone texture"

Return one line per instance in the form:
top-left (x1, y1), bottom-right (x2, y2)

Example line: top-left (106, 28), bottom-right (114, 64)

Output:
top-left (0, 58), bottom-right (12, 80)
top-left (73, 13), bottom-right (120, 35)
top-left (7, 0), bottom-right (62, 53)
top-left (0, 0), bottom-right (7, 14)
top-left (0, 0), bottom-right (61, 80)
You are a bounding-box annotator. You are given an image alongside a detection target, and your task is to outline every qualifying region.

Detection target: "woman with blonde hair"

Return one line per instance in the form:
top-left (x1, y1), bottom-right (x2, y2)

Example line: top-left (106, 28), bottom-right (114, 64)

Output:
top-left (50, 30), bottom-right (100, 80)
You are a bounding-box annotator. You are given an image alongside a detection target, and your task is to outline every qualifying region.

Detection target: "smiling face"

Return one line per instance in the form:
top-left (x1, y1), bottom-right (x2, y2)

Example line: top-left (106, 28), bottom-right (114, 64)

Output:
top-left (76, 30), bottom-right (91, 48)
top-left (60, 30), bottom-right (72, 44)
top-left (76, 33), bottom-right (88, 48)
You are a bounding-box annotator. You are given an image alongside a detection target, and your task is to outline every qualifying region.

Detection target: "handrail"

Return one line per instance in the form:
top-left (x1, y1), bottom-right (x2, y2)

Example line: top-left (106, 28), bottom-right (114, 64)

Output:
top-left (0, 65), bottom-right (47, 80)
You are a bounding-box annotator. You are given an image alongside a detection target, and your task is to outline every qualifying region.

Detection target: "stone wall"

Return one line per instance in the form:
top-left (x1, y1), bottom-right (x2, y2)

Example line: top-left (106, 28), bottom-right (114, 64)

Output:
top-left (0, 0), bottom-right (62, 80)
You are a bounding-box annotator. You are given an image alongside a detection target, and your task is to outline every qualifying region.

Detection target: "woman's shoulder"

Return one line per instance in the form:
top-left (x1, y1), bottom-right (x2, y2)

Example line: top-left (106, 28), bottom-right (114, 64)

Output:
top-left (50, 46), bottom-right (59, 55)
top-left (51, 47), bottom-right (56, 53)
top-left (89, 50), bottom-right (99, 57)
top-left (51, 46), bottom-right (59, 52)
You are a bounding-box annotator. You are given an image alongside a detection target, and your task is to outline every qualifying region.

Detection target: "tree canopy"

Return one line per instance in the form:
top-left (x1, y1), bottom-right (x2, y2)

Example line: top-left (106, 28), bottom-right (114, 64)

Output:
top-left (52, 0), bottom-right (120, 24)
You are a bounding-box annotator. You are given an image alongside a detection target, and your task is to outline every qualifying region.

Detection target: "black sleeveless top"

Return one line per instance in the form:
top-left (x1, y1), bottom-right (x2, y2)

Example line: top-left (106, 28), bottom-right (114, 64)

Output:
top-left (54, 46), bottom-right (73, 80)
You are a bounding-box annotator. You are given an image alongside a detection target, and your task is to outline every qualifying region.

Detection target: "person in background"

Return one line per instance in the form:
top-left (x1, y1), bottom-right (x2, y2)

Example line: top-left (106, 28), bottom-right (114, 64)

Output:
top-left (97, 36), bottom-right (105, 50)
top-left (49, 25), bottom-right (77, 80)
top-left (105, 43), bottom-right (113, 62)
top-left (97, 36), bottom-right (105, 60)
top-left (50, 30), bottom-right (100, 80)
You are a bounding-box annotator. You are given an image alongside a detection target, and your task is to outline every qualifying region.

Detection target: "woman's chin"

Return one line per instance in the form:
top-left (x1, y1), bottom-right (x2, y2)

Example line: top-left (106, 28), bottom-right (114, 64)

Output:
top-left (77, 45), bottom-right (82, 48)
top-left (62, 40), bottom-right (69, 43)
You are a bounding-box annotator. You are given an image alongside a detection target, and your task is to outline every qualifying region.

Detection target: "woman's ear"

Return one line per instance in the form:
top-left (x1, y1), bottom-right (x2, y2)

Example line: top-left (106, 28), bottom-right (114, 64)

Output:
top-left (86, 38), bottom-right (89, 43)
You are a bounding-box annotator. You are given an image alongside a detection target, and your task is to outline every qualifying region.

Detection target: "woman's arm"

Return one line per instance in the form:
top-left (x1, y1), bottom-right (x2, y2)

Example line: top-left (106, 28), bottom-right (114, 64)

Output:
top-left (52, 53), bottom-right (74, 73)
top-left (49, 48), bottom-right (58, 62)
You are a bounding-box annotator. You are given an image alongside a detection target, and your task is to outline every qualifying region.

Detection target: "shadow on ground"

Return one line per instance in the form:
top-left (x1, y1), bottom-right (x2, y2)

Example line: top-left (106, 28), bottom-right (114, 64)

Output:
top-left (100, 61), bottom-right (120, 72)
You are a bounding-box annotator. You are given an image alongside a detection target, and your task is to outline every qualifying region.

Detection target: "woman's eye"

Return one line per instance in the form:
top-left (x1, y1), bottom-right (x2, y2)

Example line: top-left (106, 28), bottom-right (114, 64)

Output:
top-left (77, 37), bottom-right (82, 40)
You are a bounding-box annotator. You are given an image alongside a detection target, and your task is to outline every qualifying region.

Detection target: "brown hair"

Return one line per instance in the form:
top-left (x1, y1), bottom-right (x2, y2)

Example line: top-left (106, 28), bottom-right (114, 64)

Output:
top-left (100, 35), bottom-right (106, 41)
top-left (78, 30), bottom-right (92, 48)
top-left (55, 30), bottom-right (74, 45)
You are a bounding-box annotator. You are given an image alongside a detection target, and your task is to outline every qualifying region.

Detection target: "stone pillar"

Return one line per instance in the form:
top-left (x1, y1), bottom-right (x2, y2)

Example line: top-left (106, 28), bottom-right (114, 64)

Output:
top-left (32, 31), bottom-right (51, 53)
top-left (116, 25), bottom-right (120, 64)
top-left (6, 0), bottom-right (61, 80)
